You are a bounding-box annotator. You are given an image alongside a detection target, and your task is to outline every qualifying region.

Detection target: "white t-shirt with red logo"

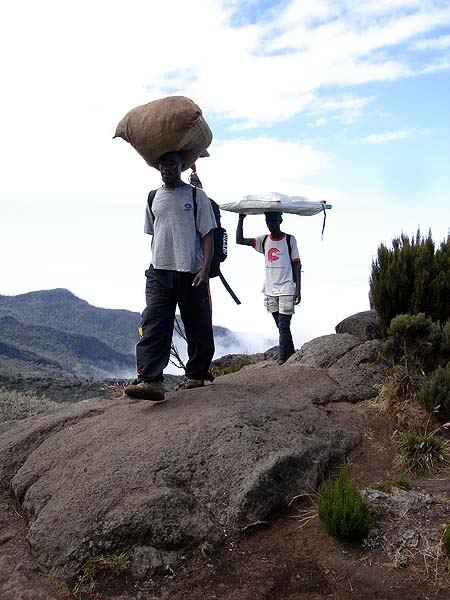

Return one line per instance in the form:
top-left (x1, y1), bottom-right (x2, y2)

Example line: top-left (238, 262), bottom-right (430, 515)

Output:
top-left (253, 234), bottom-right (301, 296)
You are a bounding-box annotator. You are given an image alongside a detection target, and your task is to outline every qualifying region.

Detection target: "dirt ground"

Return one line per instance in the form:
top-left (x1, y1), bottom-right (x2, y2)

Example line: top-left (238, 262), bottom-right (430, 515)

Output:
top-left (1, 401), bottom-right (449, 600)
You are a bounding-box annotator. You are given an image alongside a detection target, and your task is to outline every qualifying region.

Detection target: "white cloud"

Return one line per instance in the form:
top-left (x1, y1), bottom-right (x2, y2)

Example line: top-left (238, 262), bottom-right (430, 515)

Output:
top-left (198, 137), bottom-right (329, 204)
top-left (306, 96), bottom-right (373, 125)
top-left (419, 57), bottom-right (450, 74)
top-left (351, 0), bottom-right (423, 16)
top-left (311, 118), bottom-right (327, 127)
top-left (1, 0), bottom-right (448, 136)
top-left (168, 2), bottom-right (449, 126)
top-left (362, 129), bottom-right (415, 143)
top-left (413, 33), bottom-right (450, 49)
top-left (361, 128), bottom-right (430, 143)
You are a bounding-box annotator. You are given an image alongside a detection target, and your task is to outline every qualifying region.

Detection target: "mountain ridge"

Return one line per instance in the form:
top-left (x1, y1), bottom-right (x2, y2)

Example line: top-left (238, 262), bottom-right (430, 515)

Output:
top-left (0, 288), bottom-right (243, 379)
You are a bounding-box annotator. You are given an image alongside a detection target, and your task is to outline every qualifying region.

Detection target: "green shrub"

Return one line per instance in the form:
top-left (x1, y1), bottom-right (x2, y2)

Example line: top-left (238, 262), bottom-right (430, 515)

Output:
top-left (370, 230), bottom-right (450, 337)
top-left (383, 313), bottom-right (441, 373)
top-left (396, 430), bottom-right (450, 474)
top-left (317, 470), bottom-right (372, 540)
top-left (417, 365), bottom-right (450, 423)
top-left (441, 321), bottom-right (450, 360)
top-left (379, 364), bottom-right (427, 410)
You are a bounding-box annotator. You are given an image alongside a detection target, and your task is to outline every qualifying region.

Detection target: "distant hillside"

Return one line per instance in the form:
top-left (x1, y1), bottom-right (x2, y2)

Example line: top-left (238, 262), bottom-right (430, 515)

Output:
top-left (0, 289), bottom-right (242, 379)
top-left (0, 289), bottom-right (139, 356)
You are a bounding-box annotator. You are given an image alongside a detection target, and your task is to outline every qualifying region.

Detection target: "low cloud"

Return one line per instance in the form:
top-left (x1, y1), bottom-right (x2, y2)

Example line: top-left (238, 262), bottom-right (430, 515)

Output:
top-left (164, 330), bottom-right (277, 376)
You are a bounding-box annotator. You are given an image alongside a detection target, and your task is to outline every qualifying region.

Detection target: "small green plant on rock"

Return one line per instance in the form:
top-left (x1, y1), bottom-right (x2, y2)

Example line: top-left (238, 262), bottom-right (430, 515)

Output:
top-left (396, 430), bottom-right (450, 474)
top-left (417, 364), bottom-right (450, 423)
top-left (395, 476), bottom-right (412, 491)
top-left (317, 470), bottom-right (372, 541)
top-left (74, 552), bottom-right (129, 594)
top-left (46, 571), bottom-right (71, 598)
top-left (370, 480), bottom-right (392, 493)
top-left (211, 357), bottom-right (252, 378)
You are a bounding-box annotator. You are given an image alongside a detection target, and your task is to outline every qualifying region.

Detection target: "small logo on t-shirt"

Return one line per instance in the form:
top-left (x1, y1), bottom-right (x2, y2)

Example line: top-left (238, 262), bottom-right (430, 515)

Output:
top-left (268, 248), bottom-right (281, 262)
top-left (184, 203), bottom-right (192, 211)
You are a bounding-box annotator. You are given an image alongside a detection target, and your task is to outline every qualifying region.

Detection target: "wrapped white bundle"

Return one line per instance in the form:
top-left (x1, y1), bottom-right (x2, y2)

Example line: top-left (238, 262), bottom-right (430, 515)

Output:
top-left (220, 192), bottom-right (331, 215)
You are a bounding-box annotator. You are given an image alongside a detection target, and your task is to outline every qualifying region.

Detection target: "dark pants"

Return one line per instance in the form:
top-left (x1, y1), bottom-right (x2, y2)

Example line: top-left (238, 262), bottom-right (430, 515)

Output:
top-left (272, 312), bottom-right (295, 362)
top-left (136, 267), bottom-right (215, 382)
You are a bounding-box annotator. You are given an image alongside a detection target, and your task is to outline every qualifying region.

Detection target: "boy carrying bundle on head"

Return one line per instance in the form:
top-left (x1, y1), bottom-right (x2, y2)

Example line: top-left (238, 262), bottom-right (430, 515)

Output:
top-left (236, 212), bottom-right (301, 365)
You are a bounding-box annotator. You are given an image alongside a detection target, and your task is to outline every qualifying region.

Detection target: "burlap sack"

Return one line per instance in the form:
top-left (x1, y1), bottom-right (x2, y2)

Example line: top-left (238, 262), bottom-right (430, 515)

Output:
top-left (113, 96), bottom-right (212, 171)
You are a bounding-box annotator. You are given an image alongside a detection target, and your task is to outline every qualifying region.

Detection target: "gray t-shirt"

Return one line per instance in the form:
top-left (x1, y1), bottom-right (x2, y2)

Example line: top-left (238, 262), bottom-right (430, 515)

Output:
top-left (144, 184), bottom-right (217, 273)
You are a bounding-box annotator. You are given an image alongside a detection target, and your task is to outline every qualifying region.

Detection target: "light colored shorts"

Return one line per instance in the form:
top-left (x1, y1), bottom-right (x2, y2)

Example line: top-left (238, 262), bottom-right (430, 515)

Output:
top-left (264, 295), bottom-right (295, 315)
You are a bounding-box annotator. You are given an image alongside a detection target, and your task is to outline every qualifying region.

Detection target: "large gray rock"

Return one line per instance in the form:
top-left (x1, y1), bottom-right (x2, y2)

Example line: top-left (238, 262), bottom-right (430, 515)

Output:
top-left (287, 333), bottom-right (361, 368)
top-left (286, 331), bottom-right (386, 403)
top-left (327, 339), bottom-right (386, 402)
top-left (335, 310), bottom-right (381, 341)
top-left (0, 364), bottom-right (361, 577)
top-left (0, 397), bottom-right (116, 487)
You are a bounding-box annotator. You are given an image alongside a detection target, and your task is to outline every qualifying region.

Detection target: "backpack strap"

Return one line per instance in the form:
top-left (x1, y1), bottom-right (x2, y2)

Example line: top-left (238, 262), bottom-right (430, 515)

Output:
top-left (191, 185), bottom-right (240, 304)
top-left (147, 189), bottom-right (157, 222)
top-left (286, 234), bottom-right (295, 280)
top-left (192, 185), bottom-right (197, 221)
top-left (218, 271), bottom-right (241, 305)
top-left (286, 234), bottom-right (292, 261)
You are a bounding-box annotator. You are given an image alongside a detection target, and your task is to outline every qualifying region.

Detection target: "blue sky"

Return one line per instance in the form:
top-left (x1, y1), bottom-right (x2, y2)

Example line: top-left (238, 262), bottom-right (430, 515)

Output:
top-left (0, 0), bottom-right (449, 356)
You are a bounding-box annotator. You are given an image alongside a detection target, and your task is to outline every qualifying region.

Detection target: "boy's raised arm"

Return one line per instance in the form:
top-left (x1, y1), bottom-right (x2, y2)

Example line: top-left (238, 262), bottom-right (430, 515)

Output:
top-left (236, 214), bottom-right (253, 246)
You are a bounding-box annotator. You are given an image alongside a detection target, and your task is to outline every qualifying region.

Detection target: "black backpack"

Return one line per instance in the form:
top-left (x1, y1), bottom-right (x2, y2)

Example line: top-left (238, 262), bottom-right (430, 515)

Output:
top-left (196, 189), bottom-right (227, 279)
top-left (147, 187), bottom-right (240, 304)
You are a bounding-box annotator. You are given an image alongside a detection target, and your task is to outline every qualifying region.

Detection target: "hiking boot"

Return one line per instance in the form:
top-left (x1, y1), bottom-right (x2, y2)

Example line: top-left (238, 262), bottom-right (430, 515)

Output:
top-left (124, 380), bottom-right (165, 402)
top-left (279, 350), bottom-right (295, 365)
top-left (184, 379), bottom-right (205, 389)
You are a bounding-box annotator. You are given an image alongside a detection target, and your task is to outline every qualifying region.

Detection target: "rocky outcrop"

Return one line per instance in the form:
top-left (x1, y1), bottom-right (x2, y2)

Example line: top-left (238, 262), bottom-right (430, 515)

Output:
top-left (0, 365), bottom-right (361, 577)
top-left (288, 333), bottom-right (361, 369)
top-left (335, 310), bottom-right (381, 341)
top-left (362, 487), bottom-right (450, 568)
top-left (327, 339), bottom-right (386, 402)
top-left (0, 309), bottom-right (390, 581)
top-left (285, 314), bottom-right (386, 402)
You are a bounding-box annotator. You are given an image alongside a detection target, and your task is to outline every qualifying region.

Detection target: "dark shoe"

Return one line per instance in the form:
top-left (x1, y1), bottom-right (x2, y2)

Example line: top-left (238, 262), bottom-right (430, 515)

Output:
top-left (278, 348), bottom-right (295, 365)
top-left (184, 379), bottom-right (205, 389)
top-left (124, 380), bottom-right (165, 402)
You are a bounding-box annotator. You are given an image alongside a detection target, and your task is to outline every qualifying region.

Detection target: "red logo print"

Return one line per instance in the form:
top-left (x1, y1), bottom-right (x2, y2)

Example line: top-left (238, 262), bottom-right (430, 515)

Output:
top-left (268, 247), bottom-right (281, 262)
